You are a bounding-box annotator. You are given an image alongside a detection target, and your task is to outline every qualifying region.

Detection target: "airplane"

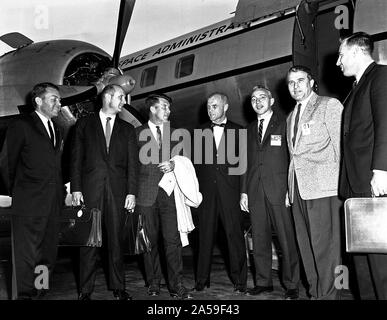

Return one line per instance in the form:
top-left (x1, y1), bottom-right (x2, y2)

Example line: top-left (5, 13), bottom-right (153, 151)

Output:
top-left (0, 0), bottom-right (143, 142)
top-left (119, 0), bottom-right (387, 131)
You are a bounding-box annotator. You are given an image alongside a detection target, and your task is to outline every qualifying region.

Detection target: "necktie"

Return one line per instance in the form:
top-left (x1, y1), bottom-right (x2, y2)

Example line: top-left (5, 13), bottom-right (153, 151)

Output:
top-left (292, 103), bottom-right (302, 147)
top-left (211, 123), bottom-right (225, 128)
top-left (258, 119), bottom-right (264, 144)
top-left (156, 125), bottom-right (162, 149)
top-left (48, 120), bottom-right (55, 147)
top-left (105, 117), bottom-right (111, 152)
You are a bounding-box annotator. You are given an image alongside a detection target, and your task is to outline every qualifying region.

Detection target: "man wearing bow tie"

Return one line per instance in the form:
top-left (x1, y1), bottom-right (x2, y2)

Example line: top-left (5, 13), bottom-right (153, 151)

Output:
top-left (6, 82), bottom-right (63, 299)
top-left (240, 85), bottom-right (300, 299)
top-left (194, 92), bottom-right (247, 293)
top-left (286, 66), bottom-right (343, 299)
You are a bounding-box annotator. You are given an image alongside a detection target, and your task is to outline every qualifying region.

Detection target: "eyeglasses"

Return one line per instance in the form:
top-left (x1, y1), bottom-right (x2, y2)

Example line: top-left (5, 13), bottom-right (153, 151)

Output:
top-left (251, 96), bottom-right (269, 103)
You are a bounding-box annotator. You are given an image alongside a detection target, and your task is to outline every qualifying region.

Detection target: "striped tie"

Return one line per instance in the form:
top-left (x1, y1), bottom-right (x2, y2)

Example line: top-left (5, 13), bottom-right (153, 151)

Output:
top-left (258, 119), bottom-right (264, 144)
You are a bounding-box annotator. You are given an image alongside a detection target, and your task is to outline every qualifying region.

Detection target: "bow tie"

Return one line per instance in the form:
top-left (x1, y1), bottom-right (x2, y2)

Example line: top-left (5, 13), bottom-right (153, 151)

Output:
top-left (211, 123), bottom-right (225, 128)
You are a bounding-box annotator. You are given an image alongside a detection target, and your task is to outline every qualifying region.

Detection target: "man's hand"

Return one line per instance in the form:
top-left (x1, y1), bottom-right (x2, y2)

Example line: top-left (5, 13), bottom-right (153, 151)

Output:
top-left (371, 170), bottom-right (387, 197)
top-left (240, 193), bottom-right (249, 213)
top-left (72, 191), bottom-right (84, 206)
top-left (124, 194), bottom-right (136, 212)
top-left (285, 191), bottom-right (291, 208)
top-left (158, 160), bottom-right (175, 174)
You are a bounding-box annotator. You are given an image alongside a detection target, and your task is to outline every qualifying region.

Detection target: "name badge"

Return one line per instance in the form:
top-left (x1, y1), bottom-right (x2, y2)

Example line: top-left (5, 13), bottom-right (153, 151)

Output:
top-left (301, 123), bottom-right (311, 136)
top-left (271, 135), bottom-right (281, 146)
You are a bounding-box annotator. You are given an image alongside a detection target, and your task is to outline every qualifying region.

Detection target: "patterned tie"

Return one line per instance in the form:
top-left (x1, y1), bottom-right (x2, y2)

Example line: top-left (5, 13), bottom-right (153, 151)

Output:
top-left (105, 117), bottom-right (111, 152)
top-left (292, 103), bottom-right (302, 147)
top-left (48, 120), bottom-right (55, 147)
top-left (156, 125), bottom-right (162, 149)
top-left (258, 119), bottom-right (264, 144)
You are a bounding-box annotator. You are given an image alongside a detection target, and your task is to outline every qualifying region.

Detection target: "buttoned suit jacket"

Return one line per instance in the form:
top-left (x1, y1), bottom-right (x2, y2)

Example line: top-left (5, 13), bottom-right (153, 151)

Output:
top-left (195, 120), bottom-right (242, 201)
top-left (70, 113), bottom-right (138, 208)
top-left (241, 110), bottom-right (288, 206)
top-left (135, 122), bottom-right (181, 207)
top-left (287, 91), bottom-right (343, 200)
top-left (7, 112), bottom-right (63, 217)
top-left (340, 62), bottom-right (387, 197)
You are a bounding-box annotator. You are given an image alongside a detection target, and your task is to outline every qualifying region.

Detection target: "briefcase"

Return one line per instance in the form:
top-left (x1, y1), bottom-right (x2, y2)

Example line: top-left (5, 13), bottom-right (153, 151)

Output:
top-left (344, 197), bottom-right (387, 253)
top-left (124, 211), bottom-right (151, 255)
top-left (58, 205), bottom-right (102, 247)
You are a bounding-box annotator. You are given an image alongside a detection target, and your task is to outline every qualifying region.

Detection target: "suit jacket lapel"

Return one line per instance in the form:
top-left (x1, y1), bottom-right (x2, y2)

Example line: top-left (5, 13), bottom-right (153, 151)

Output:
top-left (53, 122), bottom-right (62, 152)
top-left (30, 112), bottom-right (53, 146)
top-left (109, 117), bottom-right (122, 153)
top-left (261, 112), bottom-right (279, 146)
top-left (294, 92), bottom-right (318, 147)
top-left (343, 62), bottom-right (376, 134)
top-left (93, 113), bottom-right (108, 157)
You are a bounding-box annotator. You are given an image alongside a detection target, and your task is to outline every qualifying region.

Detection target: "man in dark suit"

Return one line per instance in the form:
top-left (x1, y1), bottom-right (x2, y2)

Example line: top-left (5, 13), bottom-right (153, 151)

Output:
top-left (194, 92), bottom-right (247, 293)
top-left (135, 93), bottom-right (192, 300)
top-left (240, 85), bottom-right (300, 299)
top-left (71, 84), bottom-right (137, 300)
top-left (7, 82), bottom-right (63, 299)
top-left (337, 32), bottom-right (387, 300)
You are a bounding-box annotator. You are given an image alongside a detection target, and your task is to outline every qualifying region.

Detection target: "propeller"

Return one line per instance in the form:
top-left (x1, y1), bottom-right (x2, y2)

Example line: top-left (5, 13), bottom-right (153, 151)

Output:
top-left (112, 0), bottom-right (137, 68)
top-left (108, 0), bottom-right (137, 94)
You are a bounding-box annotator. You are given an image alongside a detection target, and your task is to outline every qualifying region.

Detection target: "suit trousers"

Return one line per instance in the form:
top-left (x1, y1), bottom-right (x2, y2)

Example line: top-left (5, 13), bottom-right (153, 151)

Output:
top-left (249, 183), bottom-right (299, 289)
top-left (292, 176), bottom-right (342, 299)
top-left (196, 187), bottom-right (247, 288)
top-left (11, 210), bottom-right (60, 298)
top-left (79, 184), bottom-right (125, 293)
top-left (138, 188), bottom-right (183, 291)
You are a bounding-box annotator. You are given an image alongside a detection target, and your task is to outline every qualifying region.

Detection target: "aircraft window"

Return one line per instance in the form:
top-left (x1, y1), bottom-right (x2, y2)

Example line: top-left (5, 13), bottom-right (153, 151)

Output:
top-left (141, 66), bottom-right (158, 87)
top-left (175, 55), bottom-right (195, 78)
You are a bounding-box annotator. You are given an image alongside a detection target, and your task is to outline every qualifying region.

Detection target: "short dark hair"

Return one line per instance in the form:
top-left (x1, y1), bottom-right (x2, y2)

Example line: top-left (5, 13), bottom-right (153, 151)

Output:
top-left (341, 32), bottom-right (374, 55)
top-left (145, 93), bottom-right (172, 112)
top-left (207, 92), bottom-right (229, 105)
top-left (31, 82), bottom-right (59, 108)
top-left (252, 85), bottom-right (272, 98)
top-left (287, 65), bottom-right (314, 81)
top-left (101, 84), bottom-right (122, 97)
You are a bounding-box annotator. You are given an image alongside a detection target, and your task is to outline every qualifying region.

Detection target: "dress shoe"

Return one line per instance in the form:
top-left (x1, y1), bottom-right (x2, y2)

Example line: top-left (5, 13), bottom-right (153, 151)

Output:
top-left (113, 289), bottom-right (133, 300)
top-left (78, 292), bottom-right (92, 300)
top-left (193, 281), bottom-right (210, 292)
top-left (233, 284), bottom-right (247, 294)
top-left (246, 285), bottom-right (273, 296)
top-left (284, 288), bottom-right (299, 300)
top-left (148, 285), bottom-right (160, 296)
top-left (170, 286), bottom-right (193, 300)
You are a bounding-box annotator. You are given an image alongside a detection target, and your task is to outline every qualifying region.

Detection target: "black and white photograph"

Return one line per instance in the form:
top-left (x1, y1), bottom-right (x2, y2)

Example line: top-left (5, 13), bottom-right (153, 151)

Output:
top-left (1, 0), bottom-right (387, 315)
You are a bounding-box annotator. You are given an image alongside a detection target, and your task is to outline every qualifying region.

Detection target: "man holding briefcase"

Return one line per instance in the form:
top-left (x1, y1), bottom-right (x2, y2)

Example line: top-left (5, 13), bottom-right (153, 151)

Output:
top-left (71, 84), bottom-right (138, 300)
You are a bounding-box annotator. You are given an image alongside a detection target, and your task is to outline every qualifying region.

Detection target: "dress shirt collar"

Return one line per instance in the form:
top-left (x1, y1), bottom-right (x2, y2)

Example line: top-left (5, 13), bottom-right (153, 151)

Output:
top-left (35, 110), bottom-right (51, 124)
top-left (99, 109), bottom-right (116, 123)
top-left (257, 110), bottom-right (273, 122)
